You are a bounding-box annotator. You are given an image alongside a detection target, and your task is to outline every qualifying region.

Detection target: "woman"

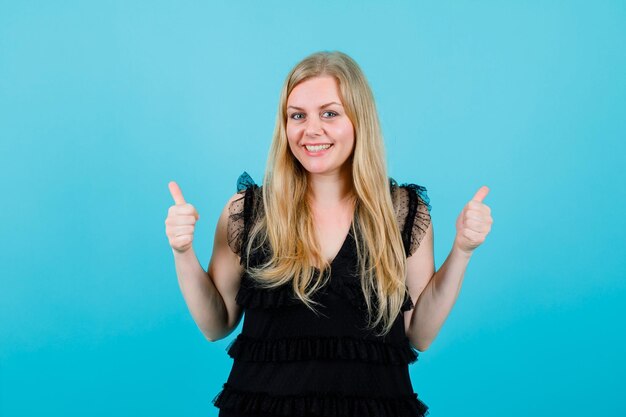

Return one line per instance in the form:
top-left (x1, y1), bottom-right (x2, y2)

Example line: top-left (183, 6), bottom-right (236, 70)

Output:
top-left (165, 51), bottom-right (493, 417)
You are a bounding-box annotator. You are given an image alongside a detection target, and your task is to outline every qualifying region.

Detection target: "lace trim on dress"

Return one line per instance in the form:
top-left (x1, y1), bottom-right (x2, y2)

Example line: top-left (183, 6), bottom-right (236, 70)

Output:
top-left (389, 178), bottom-right (432, 257)
top-left (212, 383), bottom-right (429, 417)
top-left (226, 334), bottom-right (419, 365)
top-left (227, 171), bottom-right (261, 259)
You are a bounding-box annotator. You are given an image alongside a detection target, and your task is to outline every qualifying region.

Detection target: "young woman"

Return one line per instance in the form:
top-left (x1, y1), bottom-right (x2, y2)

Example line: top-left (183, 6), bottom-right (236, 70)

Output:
top-left (165, 51), bottom-right (493, 417)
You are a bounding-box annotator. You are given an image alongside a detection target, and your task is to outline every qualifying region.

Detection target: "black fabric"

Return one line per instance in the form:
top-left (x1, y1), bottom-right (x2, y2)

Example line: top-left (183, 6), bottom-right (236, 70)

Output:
top-left (388, 178), bottom-right (432, 258)
top-left (214, 173), bottom-right (432, 417)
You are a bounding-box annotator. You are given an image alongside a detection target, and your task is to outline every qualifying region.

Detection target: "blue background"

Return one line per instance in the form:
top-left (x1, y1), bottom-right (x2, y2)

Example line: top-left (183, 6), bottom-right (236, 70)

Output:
top-left (1, 1), bottom-right (625, 416)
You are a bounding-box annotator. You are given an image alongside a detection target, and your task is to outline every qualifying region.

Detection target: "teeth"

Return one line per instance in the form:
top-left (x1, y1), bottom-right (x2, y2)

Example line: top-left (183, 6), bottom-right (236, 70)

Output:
top-left (305, 144), bottom-right (332, 152)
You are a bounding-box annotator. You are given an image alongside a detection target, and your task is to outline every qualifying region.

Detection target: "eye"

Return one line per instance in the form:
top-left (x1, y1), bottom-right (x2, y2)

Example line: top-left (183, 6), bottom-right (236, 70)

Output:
top-left (289, 113), bottom-right (305, 120)
top-left (323, 111), bottom-right (338, 118)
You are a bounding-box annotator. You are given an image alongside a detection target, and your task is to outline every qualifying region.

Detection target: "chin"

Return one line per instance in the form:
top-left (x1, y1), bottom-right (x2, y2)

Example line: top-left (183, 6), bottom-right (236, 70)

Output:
top-left (302, 167), bottom-right (328, 175)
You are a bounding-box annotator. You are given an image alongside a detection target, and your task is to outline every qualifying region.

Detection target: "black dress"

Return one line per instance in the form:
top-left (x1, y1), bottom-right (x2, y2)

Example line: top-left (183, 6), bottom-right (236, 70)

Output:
top-left (212, 172), bottom-right (432, 417)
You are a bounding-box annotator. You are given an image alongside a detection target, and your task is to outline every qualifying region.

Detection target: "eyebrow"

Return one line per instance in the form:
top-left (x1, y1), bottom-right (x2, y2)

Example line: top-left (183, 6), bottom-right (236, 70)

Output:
top-left (287, 102), bottom-right (343, 110)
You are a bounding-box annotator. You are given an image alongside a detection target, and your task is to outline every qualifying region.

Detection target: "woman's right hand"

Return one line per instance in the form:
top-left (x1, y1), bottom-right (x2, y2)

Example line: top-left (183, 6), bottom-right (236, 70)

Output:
top-left (165, 181), bottom-right (200, 253)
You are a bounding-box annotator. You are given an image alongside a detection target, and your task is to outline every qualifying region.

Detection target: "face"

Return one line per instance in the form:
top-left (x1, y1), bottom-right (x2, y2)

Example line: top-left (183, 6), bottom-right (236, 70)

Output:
top-left (286, 76), bottom-right (355, 178)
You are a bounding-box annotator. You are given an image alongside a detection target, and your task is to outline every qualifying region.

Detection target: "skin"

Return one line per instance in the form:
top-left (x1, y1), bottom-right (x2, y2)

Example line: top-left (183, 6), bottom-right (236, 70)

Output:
top-left (404, 186), bottom-right (492, 351)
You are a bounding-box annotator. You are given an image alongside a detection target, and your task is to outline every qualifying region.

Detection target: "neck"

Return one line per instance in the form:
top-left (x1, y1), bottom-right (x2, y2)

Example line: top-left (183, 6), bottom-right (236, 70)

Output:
top-left (306, 168), bottom-right (354, 209)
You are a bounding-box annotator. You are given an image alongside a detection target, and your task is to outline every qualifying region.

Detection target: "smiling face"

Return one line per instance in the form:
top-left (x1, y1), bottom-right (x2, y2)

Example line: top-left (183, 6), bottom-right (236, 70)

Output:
top-left (286, 76), bottom-right (355, 178)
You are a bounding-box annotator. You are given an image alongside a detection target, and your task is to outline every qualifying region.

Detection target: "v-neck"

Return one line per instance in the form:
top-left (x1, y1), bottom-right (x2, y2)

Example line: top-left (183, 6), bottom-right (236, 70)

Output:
top-left (313, 230), bottom-right (352, 272)
top-left (313, 211), bottom-right (356, 271)
top-left (331, 228), bottom-right (353, 265)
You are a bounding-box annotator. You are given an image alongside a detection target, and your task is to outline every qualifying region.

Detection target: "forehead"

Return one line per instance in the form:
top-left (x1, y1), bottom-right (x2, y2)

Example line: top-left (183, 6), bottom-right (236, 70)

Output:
top-left (287, 76), bottom-right (342, 106)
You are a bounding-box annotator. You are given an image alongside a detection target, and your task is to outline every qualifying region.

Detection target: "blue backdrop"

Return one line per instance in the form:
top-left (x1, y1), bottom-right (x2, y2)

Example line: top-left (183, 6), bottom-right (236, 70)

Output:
top-left (1, 1), bottom-right (624, 416)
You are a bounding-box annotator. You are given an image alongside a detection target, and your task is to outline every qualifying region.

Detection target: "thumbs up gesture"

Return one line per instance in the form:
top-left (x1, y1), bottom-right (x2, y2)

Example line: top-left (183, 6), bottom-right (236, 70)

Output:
top-left (165, 181), bottom-right (200, 253)
top-left (453, 186), bottom-right (493, 255)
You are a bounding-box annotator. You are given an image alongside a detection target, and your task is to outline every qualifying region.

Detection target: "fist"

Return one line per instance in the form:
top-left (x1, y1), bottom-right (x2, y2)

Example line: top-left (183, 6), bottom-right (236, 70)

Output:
top-left (454, 186), bottom-right (493, 255)
top-left (165, 181), bottom-right (200, 253)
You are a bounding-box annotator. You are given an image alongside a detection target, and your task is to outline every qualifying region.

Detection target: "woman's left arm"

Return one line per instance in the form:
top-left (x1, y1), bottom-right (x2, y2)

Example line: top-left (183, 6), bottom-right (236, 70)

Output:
top-left (404, 186), bottom-right (493, 351)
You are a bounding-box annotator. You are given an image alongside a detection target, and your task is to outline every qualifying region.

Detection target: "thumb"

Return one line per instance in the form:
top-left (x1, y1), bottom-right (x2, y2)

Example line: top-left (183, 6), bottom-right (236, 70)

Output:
top-left (168, 181), bottom-right (186, 205)
top-left (471, 185), bottom-right (490, 203)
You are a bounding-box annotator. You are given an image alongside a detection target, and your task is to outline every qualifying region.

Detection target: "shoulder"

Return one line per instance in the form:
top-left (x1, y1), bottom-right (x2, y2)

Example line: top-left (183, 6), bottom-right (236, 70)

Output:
top-left (226, 171), bottom-right (263, 257)
top-left (388, 177), bottom-right (432, 257)
top-left (389, 178), bottom-right (431, 213)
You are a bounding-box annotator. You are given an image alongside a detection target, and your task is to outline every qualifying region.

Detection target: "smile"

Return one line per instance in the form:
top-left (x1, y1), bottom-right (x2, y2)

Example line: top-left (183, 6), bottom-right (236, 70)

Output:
top-left (304, 144), bottom-right (332, 152)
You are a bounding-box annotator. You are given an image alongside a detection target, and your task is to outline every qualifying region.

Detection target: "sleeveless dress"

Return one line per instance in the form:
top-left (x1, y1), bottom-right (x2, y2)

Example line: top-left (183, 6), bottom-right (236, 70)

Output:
top-left (212, 172), bottom-right (433, 417)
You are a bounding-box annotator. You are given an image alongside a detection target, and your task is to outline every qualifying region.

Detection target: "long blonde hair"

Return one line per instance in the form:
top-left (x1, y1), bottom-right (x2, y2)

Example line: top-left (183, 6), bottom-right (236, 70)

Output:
top-left (244, 51), bottom-right (408, 336)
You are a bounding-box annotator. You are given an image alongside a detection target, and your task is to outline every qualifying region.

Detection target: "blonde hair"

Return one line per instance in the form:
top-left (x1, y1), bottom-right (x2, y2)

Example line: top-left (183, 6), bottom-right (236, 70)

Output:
top-left (245, 51), bottom-right (408, 337)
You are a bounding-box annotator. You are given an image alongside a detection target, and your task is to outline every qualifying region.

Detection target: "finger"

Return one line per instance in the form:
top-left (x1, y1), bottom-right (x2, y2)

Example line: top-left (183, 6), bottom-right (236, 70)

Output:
top-left (187, 204), bottom-right (200, 220)
top-left (465, 218), bottom-right (491, 233)
top-left (173, 225), bottom-right (195, 237)
top-left (471, 186), bottom-right (490, 203)
top-left (462, 228), bottom-right (485, 245)
top-left (169, 181), bottom-right (186, 205)
top-left (467, 201), bottom-right (492, 217)
top-left (170, 204), bottom-right (198, 217)
top-left (465, 208), bottom-right (489, 221)
top-left (175, 235), bottom-right (192, 246)
top-left (170, 215), bottom-right (197, 225)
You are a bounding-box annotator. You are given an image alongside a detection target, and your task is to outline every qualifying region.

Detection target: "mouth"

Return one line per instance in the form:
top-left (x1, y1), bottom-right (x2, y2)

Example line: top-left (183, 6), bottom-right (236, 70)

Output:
top-left (303, 143), bottom-right (333, 153)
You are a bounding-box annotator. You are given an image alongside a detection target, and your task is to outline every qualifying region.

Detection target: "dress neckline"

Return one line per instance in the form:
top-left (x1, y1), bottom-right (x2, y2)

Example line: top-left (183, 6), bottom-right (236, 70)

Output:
top-left (313, 231), bottom-right (353, 272)
top-left (313, 210), bottom-right (356, 271)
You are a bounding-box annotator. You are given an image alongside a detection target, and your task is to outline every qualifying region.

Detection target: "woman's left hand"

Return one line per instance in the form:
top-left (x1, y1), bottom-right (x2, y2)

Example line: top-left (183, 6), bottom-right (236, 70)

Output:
top-left (453, 186), bottom-right (493, 256)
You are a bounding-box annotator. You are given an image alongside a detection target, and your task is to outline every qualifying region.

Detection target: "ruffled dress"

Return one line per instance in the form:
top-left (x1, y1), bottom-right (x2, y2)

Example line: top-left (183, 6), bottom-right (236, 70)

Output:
top-left (212, 172), bottom-right (433, 417)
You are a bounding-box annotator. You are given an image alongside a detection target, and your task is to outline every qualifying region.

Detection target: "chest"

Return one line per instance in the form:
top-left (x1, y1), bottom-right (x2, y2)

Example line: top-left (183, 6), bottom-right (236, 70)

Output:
top-left (312, 208), bottom-right (354, 264)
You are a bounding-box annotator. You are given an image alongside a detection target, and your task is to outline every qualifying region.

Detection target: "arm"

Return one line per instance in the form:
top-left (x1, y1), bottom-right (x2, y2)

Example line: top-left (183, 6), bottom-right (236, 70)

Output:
top-left (173, 246), bottom-right (228, 342)
top-left (404, 225), bottom-right (471, 351)
top-left (404, 186), bottom-right (493, 351)
top-left (173, 193), bottom-right (244, 342)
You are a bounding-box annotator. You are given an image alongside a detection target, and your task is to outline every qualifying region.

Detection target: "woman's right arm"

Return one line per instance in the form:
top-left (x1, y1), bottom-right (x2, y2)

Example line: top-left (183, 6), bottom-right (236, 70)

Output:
top-left (166, 182), bottom-right (244, 342)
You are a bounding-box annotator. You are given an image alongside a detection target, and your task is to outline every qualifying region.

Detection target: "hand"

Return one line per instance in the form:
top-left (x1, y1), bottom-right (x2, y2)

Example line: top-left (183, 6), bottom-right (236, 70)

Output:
top-left (165, 181), bottom-right (200, 253)
top-left (453, 186), bottom-right (493, 255)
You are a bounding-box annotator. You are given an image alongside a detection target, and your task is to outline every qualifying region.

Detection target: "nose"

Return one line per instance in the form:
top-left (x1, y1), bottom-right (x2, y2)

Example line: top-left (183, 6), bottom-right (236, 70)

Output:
top-left (304, 117), bottom-right (323, 137)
